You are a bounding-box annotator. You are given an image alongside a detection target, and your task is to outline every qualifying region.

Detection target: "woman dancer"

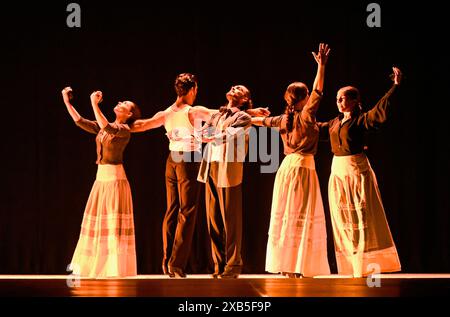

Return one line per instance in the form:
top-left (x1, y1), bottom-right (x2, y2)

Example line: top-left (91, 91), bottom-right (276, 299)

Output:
top-left (62, 87), bottom-right (141, 278)
top-left (321, 67), bottom-right (402, 277)
top-left (252, 43), bottom-right (331, 277)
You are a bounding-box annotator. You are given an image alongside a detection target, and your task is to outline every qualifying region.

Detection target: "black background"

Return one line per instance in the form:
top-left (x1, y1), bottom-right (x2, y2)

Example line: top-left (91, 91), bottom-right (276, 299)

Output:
top-left (0, 1), bottom-right (448, 274)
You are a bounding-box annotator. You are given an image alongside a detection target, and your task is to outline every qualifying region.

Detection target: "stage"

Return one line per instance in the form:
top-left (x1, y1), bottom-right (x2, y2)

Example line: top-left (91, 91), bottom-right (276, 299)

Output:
top-left (1, 274), bottom-right (449, 297)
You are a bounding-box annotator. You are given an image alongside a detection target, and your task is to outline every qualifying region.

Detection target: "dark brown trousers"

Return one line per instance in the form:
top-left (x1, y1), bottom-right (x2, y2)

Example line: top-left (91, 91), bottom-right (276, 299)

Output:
top-left (162, 152), bottom-right (201, 271)
top-left (205, 162), bottom-right (243, 275)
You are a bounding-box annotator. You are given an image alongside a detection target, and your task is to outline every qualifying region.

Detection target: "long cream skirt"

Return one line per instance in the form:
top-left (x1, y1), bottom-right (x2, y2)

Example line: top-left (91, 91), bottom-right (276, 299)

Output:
top-left (69, 164), bottom-right (137, 278)
top-left (328, 153), bottom-right (401, 277)
top-left (265, 154), bottom-right (330, 277)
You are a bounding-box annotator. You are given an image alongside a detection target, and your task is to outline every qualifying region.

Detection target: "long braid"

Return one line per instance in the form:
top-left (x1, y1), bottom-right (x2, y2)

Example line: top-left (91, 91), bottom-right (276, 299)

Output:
top-left (284, 82), bottom-right (308, 133)
top-left (285, 103), bottom-right (295, 132)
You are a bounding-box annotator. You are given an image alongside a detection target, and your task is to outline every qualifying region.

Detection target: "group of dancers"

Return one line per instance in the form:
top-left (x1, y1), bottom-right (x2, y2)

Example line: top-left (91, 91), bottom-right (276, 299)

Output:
top-left (62, 43), bottom-right (402, 279)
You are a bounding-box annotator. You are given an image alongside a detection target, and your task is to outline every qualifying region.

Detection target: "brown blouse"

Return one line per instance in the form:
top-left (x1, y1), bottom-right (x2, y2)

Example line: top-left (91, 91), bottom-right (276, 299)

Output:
top-left (262, 90), bottom-right (322, 155)
top-left (319, 84), bottom-right (398, 156)
top-left (75, 117), bottom-right (131, 164)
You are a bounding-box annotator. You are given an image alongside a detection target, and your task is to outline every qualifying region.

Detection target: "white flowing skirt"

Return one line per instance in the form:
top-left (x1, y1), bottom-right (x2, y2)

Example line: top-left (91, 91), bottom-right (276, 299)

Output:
top-left (69, 164), bottom-right (137, 278)
top-left (265, 153), bottom-right (330, 277)
top-left (328, 153), bottom-right (401, 277)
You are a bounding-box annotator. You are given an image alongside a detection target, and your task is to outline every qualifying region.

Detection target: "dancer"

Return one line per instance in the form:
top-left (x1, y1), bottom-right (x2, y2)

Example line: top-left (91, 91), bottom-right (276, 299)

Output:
top-left (130, 74), bottom-right (269, 278)
top-left (197, 84), bottom-right (254, 279)
top-left (252, 43), bottom-right (331, 277)
top-left (321, 67), bottom-right (402, 277)
top-left (62, 87), bottom-right (140, 278)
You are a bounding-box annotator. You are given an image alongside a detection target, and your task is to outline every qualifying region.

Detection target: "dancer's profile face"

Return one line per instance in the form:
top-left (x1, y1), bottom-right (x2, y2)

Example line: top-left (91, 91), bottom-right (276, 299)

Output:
top-left (336, 89), bottom-right (356, 113)
top-left (114, 101), bottom-right (133, 120)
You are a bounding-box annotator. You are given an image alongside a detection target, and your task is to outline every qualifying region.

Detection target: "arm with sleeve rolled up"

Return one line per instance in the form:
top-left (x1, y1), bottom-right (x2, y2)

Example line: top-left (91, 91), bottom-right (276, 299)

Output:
top-left (192, 105), bottom-right (270, 125)
top-left (256, 115), bottom-right (283, 128)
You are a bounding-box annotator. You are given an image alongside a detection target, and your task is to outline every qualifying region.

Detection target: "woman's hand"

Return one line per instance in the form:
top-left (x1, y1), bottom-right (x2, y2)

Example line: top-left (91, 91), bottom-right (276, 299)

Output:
top-left (248, 107), bottom-right (271, 117)
top-left (61, 86), bottom-right (73, 104)
top-left (90, 91), bottom-right (103, 104)
top-left (312, 43), bottom-right (331, 66)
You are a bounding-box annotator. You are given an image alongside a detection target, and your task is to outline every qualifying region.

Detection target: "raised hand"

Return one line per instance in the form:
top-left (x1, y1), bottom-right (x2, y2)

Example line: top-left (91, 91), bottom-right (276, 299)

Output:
top-left (392, 67), bottom-right (402, 85)
top-left (61, 86), bottom-right (81, 121)
top-left (62, 86), bottom-right (73, 104)
top-left (90, 91), bottom-right (103, 104)
top-left (312, 43), bottom-right (331, 66)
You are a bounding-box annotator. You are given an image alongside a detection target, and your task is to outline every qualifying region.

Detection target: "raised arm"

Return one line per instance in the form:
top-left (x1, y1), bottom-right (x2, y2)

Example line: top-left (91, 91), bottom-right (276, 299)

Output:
top-left (61, 87), bottom-right (81, 121)
top-left (392, 66), bottom-right (402, 86)
top-left (301, 43), bottom-right (330, 123)
top-left (130, 111), bottom-right (166, 132)
top-left (311, 43), bottom-right (330, 94)
top-left (361, 67), bottom-right (402, 130)
top-left (62, 87), bottom-right (100, 134)
top-left (90, 91), bottom-right (109, 129)
top-left (246, 107), bottom-right (271, 117)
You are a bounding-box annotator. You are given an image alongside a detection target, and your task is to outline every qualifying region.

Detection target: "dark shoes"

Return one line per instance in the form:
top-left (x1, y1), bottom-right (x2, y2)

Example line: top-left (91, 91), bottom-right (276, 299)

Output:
top-left (168, 267), bottom-right (187, 278)
top-left (282, 272), bottom-right (303, 278)
top-left (212, 265), bottom-right (240, 279)
top-left (211, 272), bottom-right (239, 279)
top-left (162, 263), bottom-right (186, 278)
top-left (218, 271), bottom-right (239, 279)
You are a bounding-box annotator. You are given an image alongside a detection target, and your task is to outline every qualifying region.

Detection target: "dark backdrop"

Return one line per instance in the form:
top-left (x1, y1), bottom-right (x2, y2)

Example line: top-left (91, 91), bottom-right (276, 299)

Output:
top-left (1, 1), bottom-right (448, 274)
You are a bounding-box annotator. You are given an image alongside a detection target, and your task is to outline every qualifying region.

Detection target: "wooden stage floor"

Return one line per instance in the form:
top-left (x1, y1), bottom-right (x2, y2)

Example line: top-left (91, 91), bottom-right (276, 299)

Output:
top-left (1, 274), bottom-right (449, 297)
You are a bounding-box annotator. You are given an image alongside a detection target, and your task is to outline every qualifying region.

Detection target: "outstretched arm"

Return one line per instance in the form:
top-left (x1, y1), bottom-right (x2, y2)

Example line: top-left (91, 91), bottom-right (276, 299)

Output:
top-left (251, 117), bottom-right (265, 126)
top-left (130, 111), bottom-right (166, 132)
top-left (252, 115), bottom-right (283, 129)
top-left (90, 91), bottom-right (109, 129)
top-left (362, 67), bottom-right (402, 129)
top-left (202, 112), bottom-right (251, 144)
top-left (246, 107), bottom-right (271, 117)
top-left (191, 105), bottom-right (271, 124)
top-left (191, 106), bottom-right (218, 122)
top-left (311, 43), bottom-right (330, 94)
top-left (61, 87), bottom-right (81, 122)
